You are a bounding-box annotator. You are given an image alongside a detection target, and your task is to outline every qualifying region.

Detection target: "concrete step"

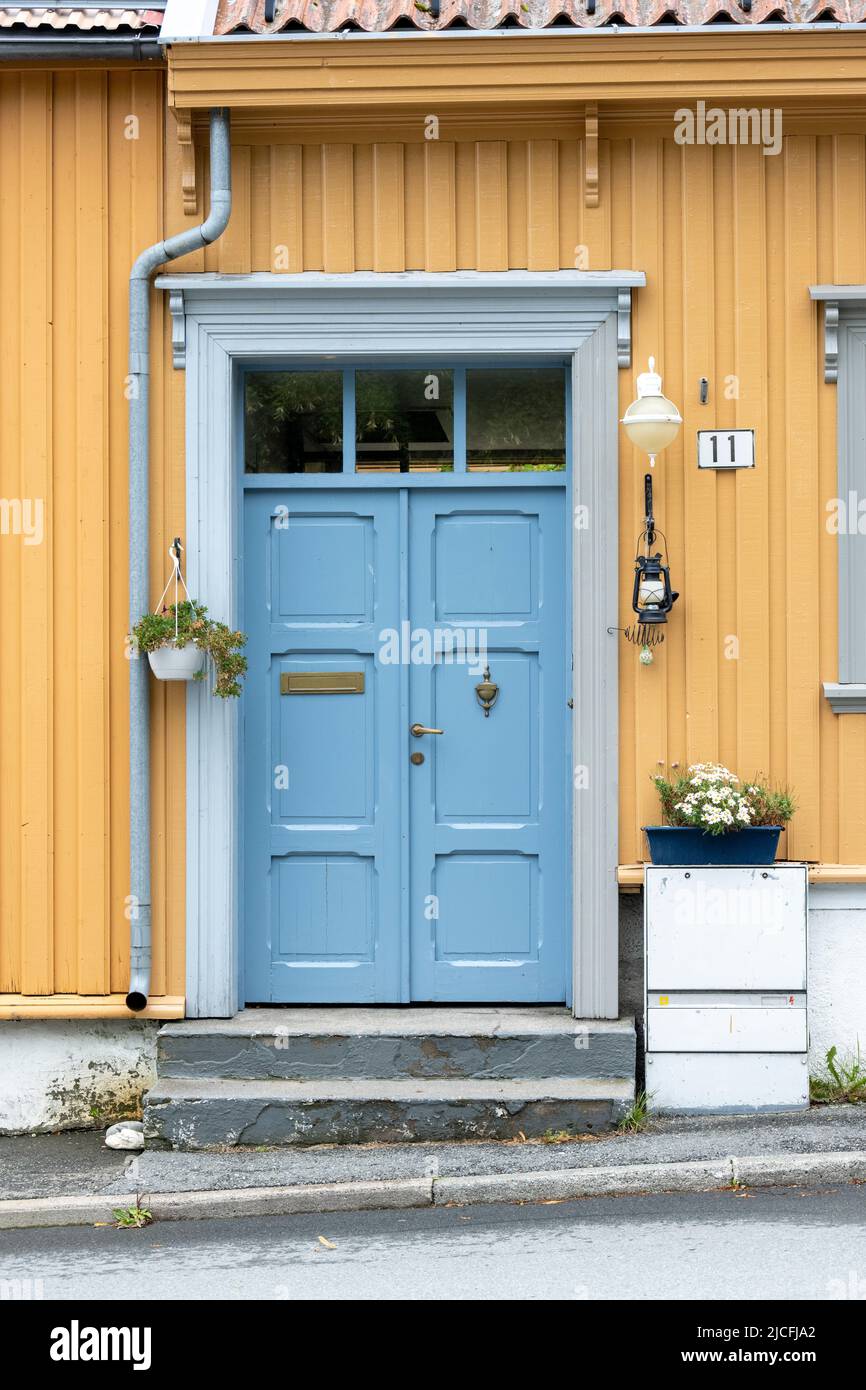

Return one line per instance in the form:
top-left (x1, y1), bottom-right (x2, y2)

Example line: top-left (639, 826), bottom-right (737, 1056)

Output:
top-left (143, 1075), bottom-right (635, 1150)
top-left (157, 1007), bottom-right (635, 1083)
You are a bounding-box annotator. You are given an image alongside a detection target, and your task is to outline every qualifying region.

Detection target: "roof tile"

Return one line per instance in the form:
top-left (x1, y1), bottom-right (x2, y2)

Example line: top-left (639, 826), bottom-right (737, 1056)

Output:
top-left (0, 6), bottom-right (163, 31)
top-left (214, 0), bottom-right (866, 33)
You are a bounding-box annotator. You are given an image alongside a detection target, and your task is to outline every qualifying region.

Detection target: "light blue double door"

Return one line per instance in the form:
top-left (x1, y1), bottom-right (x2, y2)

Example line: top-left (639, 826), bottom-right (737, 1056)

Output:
top-left (243, 487), bottom-right (568, 1004)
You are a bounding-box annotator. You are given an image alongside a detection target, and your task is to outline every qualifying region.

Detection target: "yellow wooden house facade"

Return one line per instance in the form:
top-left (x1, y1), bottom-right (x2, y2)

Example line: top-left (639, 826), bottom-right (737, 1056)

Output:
top-left (2, 6), bottom-right (866, 1042)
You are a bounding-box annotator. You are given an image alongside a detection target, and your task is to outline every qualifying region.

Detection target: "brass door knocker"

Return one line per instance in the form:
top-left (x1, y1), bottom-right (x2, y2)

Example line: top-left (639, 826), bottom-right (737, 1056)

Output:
top-left (475, 666), bottom-right (499, 717)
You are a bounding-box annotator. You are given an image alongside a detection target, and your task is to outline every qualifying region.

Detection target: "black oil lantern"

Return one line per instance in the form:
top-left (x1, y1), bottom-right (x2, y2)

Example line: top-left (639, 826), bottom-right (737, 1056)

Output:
top-left (632, 549), bottom-right (677, 626)
top-left (631, 473), bottom-right (678, 649)
top-left (610, 474), bottom-right (678, 663)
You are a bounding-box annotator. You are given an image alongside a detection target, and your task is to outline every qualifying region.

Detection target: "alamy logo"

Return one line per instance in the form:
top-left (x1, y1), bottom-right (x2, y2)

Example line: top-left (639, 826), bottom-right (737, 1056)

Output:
top-left (378, 622), bottom-right (488, 676)
top-left (49, 1321), bottom-right (152, 1371)
top-left (674, 101), bottom-right (782, 156)
top-left (0, 1278), bottom-right (43, 1299)
top-left (0, 497), bottom-right (43, 546)
top-left (673, 881), bottom-right (783, 933)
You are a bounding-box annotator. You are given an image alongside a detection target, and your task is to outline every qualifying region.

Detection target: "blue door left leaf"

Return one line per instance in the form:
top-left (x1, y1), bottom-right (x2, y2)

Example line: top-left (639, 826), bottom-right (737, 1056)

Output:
top-left (244, 492), bottom-right (403, 1003)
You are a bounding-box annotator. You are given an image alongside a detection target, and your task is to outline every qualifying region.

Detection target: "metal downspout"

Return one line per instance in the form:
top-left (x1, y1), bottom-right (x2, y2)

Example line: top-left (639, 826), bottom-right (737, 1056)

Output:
top-left (126, 107), bottom-right (232, 1012)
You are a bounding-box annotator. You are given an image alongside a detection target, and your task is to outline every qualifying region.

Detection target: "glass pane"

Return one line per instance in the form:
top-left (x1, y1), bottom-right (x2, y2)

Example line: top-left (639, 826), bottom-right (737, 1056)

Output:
top-left (355, 369), bottom-right (453, 473)
top-left (467, 367), bottom-right (566, 471)
top-left (245, 371), bottom-right (343, 473)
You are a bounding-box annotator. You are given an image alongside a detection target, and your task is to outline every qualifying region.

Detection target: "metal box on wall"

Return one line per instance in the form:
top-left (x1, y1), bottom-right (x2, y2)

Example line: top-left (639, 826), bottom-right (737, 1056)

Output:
top-left (645, 865), bottom-right (809, 1113)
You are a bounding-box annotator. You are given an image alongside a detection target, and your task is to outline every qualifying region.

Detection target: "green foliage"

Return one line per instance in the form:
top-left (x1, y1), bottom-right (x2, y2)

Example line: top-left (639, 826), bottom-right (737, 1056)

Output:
top-left (540, 1128), bottom-right (580, 1144)
top-left (131, 600), bottom-right (247, 700)
top-left (652, 763), bottom-right (795, 837)
top-left (245, 371), bottom-right (343, 473)
top-left (244, 367), bottom-right (567, 473)
top-left (468, 367), bottom-right (566, 470)
top-left (113, 1205), bottom-right (152, 1229)
top-left (617, 1090), bottom-right (651, 1134)
top-left (810, 1045), bottom-right (866, 1104)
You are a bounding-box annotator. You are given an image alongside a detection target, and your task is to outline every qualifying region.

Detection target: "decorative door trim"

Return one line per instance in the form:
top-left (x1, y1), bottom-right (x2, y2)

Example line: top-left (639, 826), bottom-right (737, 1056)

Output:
top-left (163, 270), bottom-right (641, 1018)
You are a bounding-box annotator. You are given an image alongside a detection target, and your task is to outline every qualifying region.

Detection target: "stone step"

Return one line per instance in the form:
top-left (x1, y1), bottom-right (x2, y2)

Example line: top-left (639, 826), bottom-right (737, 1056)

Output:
top-left (143, 1075), bottom-right (635, 1150)
top-left (157, 1007), bottom-right (635, 1082)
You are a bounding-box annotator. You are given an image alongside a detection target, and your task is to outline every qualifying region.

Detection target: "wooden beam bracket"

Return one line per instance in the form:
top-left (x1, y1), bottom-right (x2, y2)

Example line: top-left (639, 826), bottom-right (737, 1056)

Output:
top-left (584, 101), bottom-right (599, 209)
top-left (175, 109), bottom-right (199, 217)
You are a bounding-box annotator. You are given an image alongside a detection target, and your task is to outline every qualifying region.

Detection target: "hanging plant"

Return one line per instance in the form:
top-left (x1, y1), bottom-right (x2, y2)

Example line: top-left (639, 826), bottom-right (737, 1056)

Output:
top-left (130, 541), bottom-right (247, 698)
top-left (132, 600), bottom-right (247, 698)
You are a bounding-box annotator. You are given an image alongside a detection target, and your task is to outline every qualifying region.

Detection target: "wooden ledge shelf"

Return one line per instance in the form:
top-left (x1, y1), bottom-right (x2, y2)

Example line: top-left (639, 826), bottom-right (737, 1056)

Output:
top-left (0, 994), bottom-right (186, 1021)
top-left (618, 863), bottom-right (866, 890)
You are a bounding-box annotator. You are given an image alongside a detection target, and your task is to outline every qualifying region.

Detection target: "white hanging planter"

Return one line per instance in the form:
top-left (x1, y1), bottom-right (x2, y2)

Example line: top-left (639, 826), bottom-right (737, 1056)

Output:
top-left (147, 641), bottom-right (205, 682)
top-left (133, 538), bottom-right (247, 699)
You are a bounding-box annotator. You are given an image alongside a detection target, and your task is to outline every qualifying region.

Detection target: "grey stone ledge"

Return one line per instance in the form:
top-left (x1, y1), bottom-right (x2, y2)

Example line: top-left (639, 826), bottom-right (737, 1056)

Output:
top-left (823, 682), bottom-right (866, 714)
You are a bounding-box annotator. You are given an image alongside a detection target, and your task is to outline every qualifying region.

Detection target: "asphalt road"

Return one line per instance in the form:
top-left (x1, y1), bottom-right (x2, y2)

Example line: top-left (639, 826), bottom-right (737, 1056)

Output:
top-left (1, 1183), bottom-right (864, 1301)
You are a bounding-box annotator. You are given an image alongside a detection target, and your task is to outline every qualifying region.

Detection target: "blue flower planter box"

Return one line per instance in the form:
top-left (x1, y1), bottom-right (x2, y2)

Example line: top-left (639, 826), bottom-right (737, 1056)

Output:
top-left (643, 825), bottom-right (782, 866)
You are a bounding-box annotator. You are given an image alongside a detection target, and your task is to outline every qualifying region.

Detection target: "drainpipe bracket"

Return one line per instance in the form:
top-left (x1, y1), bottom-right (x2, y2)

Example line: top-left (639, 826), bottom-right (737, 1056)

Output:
top-left (128, 351), bottom-right (151, 376)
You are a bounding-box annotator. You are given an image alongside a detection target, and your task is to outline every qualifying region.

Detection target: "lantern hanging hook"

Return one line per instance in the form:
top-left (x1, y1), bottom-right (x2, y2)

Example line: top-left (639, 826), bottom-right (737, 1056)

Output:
top-left (643, 472), bottom-right (656, 546)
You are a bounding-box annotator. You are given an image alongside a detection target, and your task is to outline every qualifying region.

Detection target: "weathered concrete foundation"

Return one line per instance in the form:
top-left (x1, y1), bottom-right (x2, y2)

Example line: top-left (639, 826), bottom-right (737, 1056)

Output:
top-left (0, 1020), bottom-right (158, 1135)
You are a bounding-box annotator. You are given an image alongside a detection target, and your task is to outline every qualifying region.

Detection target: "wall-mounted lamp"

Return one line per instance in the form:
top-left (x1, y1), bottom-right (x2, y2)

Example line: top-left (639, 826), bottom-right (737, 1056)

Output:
top-left (621, 357), bottom-right (682, 468)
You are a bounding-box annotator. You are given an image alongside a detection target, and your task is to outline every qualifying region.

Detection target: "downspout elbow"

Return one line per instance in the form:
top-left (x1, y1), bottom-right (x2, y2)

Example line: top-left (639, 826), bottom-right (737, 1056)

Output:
top-left (201, 188), bottom-right (232, 244)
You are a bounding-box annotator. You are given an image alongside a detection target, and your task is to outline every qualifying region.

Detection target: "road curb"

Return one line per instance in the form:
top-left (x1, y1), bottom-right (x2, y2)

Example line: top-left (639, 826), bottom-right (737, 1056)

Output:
top-left (0, 1193), bottom-right (121, 1230)
top-left (1, 1150), bottom-right (863, 1230)
top-left (147, 1177), bottom-right (433, 1222)
top-left (432, 1150), bottom-right (866, 1206)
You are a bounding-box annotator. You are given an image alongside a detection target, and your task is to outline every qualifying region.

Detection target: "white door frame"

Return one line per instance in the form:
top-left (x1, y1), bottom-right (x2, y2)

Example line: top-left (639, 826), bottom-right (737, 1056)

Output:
top-left (157, 270), bottom-right (644, 1019)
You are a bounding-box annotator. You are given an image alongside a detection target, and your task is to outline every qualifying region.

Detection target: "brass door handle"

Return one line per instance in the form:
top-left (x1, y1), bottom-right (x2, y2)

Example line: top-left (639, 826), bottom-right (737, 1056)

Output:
top-left (410, 723), bottom-right (444, 737)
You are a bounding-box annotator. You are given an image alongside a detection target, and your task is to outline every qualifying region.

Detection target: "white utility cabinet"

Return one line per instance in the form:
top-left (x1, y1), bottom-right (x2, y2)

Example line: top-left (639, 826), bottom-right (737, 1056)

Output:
top-left (645, 864), bottom-right (808, 1113)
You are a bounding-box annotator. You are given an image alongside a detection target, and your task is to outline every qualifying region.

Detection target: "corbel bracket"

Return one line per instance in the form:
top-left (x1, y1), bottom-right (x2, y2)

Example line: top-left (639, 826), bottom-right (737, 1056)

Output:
top-left (175, 110), bottom-right (198, 217)
top-left (823, 300), bottom-right (839, 384)
top-left (168, 290), bottom-right (186, 370)
top-left (617, 287), bottom-right (632, 369)
top-left (585, 102), bottom-right (599, 209)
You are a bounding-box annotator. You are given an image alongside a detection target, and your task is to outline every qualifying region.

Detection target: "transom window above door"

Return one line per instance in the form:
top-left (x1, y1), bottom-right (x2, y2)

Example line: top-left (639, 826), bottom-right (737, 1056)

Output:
top-left (243, 364), bottom-right (568, 475)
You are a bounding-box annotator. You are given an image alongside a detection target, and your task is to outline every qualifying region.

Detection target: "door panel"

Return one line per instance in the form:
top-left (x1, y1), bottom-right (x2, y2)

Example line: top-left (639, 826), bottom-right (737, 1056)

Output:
top-left (408, 490), bottom-right (567, 1002)
top-left (244, 485), bottom-right (567, 1005)
top-left (243, 491), bottom-right (402, 1002)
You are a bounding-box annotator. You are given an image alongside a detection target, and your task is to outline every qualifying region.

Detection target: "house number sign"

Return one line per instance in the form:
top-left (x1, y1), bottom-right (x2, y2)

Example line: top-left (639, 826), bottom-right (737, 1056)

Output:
top-left (697, 428), bottom-right (755, 470)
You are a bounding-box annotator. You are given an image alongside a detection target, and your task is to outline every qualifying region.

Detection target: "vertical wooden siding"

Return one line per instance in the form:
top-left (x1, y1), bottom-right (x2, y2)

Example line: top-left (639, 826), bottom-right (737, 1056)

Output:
top-left (0, 69), bottom-right (186, 998)
top-left (187, 124), bottom-right (852, 866)
top-left (150, 118), bottom-right (866, 876)
top-left (2, 93), bottom-right (863, 1000)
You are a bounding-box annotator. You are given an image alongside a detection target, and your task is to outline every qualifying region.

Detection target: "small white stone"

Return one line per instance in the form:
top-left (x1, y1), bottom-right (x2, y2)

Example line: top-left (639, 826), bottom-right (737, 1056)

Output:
top-left (104, 1121), bottom-right (145, 1150)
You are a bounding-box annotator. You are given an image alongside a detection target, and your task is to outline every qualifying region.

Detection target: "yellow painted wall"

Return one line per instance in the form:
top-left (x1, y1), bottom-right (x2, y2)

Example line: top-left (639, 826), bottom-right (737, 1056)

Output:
top-left (182, 120), bottom-right (861, 868)
top-left (2, 67), bottom-right (864, 1003)
top-left (0, 68), bottom-right (185, 1005)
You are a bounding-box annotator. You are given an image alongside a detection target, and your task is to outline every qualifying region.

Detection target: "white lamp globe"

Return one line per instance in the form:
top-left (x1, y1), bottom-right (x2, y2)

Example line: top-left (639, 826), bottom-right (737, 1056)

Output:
top-left (621, 357), bottom-right (682, 460)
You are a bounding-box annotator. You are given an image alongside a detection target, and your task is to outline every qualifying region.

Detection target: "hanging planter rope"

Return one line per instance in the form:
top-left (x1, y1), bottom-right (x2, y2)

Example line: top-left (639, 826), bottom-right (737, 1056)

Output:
top-left (155, 537), bottom-right (193, 635)
top-left (146, 539), bottom-right (205, 682)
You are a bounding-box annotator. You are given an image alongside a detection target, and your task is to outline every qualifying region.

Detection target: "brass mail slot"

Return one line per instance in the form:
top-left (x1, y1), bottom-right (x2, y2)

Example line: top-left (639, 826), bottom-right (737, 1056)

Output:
top-left (280, 671), bottom-right (365, 695)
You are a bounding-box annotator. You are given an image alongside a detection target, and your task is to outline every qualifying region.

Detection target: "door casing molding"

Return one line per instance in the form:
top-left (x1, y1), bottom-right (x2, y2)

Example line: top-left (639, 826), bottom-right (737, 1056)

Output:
top-left (161, 270), bottom-right (642, 1018)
